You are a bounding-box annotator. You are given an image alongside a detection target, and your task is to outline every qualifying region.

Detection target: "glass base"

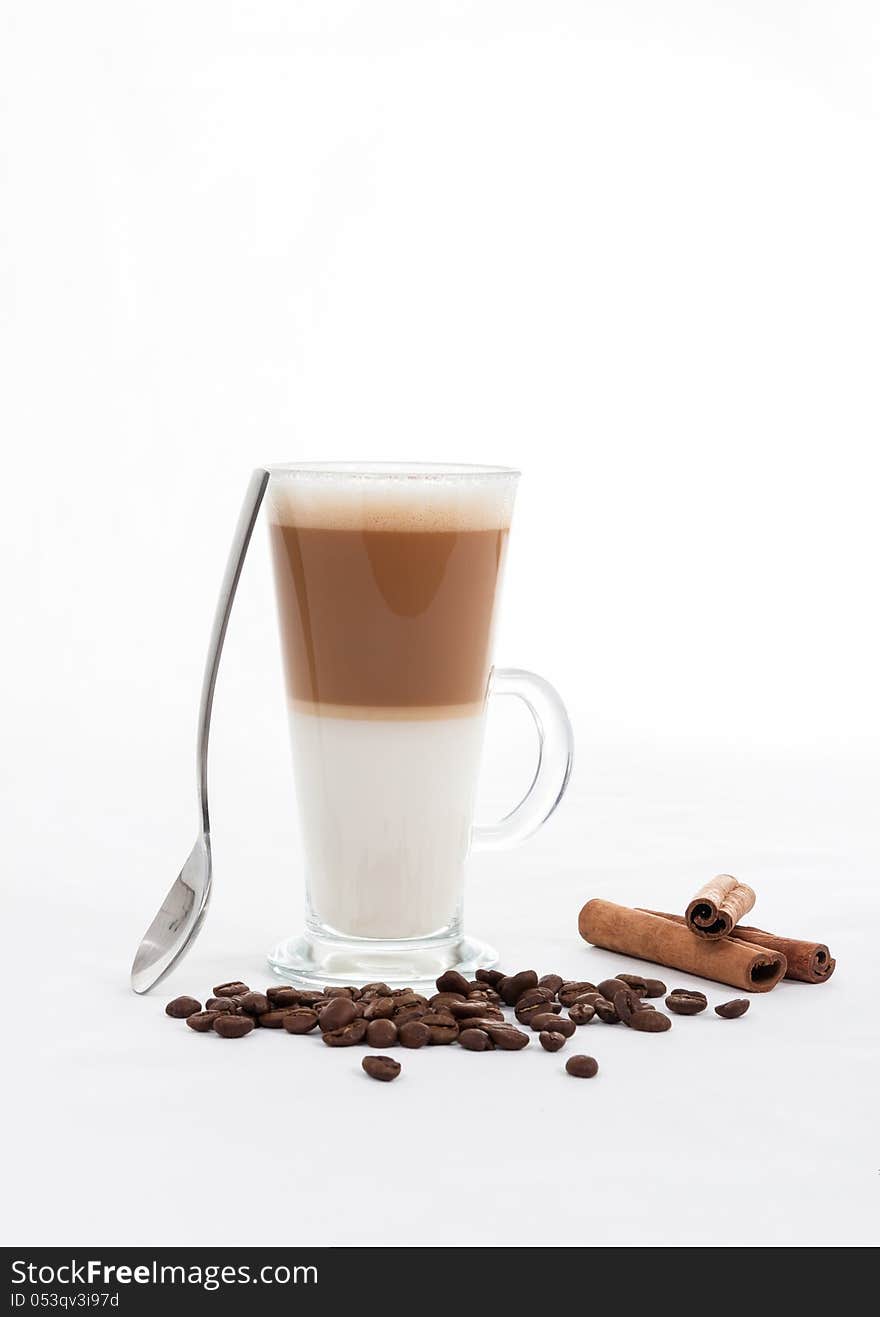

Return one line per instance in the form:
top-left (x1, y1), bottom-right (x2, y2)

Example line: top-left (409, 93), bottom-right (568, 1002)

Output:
top-left (267, 927), bottom-right (498, 989)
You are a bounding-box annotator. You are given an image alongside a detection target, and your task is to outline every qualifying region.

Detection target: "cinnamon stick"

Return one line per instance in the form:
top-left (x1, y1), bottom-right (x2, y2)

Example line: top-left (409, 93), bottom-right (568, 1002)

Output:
top-left (685, 874), bottom-right (756, 940)
top-left (647, 912), bottom-right (835, 984)
top-left (578, 900), bottom-right (787, 993)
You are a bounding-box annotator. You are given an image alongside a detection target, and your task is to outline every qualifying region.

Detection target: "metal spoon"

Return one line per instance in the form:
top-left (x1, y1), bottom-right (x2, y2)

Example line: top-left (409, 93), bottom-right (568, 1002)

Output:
top-left (130, 468), bottom-right (270, 993)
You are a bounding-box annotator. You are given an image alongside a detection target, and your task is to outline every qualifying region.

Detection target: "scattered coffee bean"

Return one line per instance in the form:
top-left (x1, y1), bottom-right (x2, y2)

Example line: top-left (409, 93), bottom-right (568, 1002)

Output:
top-left (566, 1055), bottom-right (599, 1078)
top-left (617, 973), bottom-right (648, 994)
top-left (213, 1014), bottom-right (255, 1038)
top-left (487, 1024), bottom-right (530, 1050)
top-left (266, 986), bottom-right (300, 1008)
top-left (393, 1005), bottom-right (427, 1027)
top-left (362, 1055), bottom-right (401, 1082)
top-left (665, 989), bottom-right (708, 1016)
top-left (568, 1002), bottom-right (595, 1025)
top-left (429, 992), bottom-right (466, 1010)
top-left (449, 1000), bottom-right (501, 1021)
top-left (597, 978), bottom-right (630, 1001)
top-left (322, 1019), bottom-right (368, 1047)
top-left (715, 998), bottom-right (750, 1019)
top-left (394, 991), bottom-right (428, 1009)
top-left (281, 1008), bottom-right (319, 1035)
top-left (538, 974), bottom-right (564, 996)
top-left (165, 996), bottom-right (201, 1019)
top-left (319, 997), bottom-right (358, 1033)
top-left (238, 992), bottom-right (269, 1017)
top-left (627, 1010), bottom-right (672, 1032)
top-left (204, 997), bottom-right (236, 1014)
top-left (539, 1031), bottom-right (567, 1052)
top-left (475, 968), bottom-right (506, 987)
top-left (324, 986), bottom-right (355, 999)
top-left (398, 1020), bottom-right (431, 1049)
top-left (360, 982), bottom-right (391, 997)
top-left (643, 978), bottom-right (667, 998)
top-left (459, 1028), bottom-right (495, 1051)
top-left (499, 970), bottom-right (539, 1005)
top-left (185, 1011), bottom-right (219, 1032)
top-left (558, 981), bottom-right (598, 1007)
top-left (530, 1012), bottom-right (575, 1037)
top-left (366, 1018), bottom-right (398, 1048)
top-left (516, 987), bottom-right (556, 1011)
top-left (516, 1000), bottom-right (561, 1026)
top-left (613, 988), bottom-right (646, 1025)
top-left (435, 970), bottom-right (471, 996)
top-left (363, 996), bottom-right (395, 1021)
top-left (593, 998), bottom-right (621, 1024)
top-left (212, 981), bottom-right (249, 998)
top-left (258, 1009), bottom-right (299, 1029)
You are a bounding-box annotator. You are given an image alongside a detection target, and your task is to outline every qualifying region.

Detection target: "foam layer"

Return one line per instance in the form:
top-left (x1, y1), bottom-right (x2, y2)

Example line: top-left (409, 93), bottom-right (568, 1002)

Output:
top-left (267, 464), bottom-right (517, 532)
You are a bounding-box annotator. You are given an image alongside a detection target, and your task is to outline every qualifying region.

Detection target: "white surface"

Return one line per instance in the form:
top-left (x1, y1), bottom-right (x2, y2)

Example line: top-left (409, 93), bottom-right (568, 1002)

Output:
top-left (2, 0), bottom-right (878, 1248)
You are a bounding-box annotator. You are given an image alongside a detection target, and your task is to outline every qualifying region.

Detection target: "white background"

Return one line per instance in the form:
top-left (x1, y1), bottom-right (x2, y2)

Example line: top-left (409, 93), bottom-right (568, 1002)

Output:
top-left (2, 1), bottom-right (877, 1248)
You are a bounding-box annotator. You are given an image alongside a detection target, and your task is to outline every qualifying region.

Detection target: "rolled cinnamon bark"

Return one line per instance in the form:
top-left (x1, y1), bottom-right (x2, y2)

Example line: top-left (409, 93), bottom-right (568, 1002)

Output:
top-left (685, 875), bottom-right (756, 940)
top-left (648, 912), bottom-right (835, 984)
top-left (578, 900), bottom-right (787, 993)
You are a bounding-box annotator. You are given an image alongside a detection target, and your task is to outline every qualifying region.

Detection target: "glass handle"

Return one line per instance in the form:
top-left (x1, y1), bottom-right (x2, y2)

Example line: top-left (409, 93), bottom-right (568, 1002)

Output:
top-left (471, 668), bottom-right (574, 853)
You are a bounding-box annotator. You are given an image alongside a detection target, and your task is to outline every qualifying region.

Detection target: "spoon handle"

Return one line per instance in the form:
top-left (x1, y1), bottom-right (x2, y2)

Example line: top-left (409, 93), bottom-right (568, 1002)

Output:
top-left (196, 468), bottom-right (270, 832)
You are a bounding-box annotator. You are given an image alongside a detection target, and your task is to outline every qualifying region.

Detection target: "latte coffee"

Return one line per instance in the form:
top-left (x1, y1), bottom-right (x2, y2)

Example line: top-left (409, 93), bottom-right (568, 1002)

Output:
top-left (268, 466), bottom-right (514, 940)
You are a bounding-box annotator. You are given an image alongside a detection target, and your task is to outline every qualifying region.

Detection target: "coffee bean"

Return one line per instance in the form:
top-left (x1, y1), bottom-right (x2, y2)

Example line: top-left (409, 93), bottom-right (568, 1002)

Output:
top-left (435, 970), bottom-right (471, 996)
top-left (212, 981), bottom-right (249, 998)
top-left (213, 1014), bottom-right (255, 1038)
top-left (566, 1055), bottom-right (599, 1078)
top-left (366, 1018), bottom-right (398, 1048)
top-left (475, 969), bottom-right (506, 987)
top-left (360, 982), bottom-right (391, 998)
top-left (319, 997), bottom-right (357, 1033)
top-left (258, 1008), bottom-right (299, 1029)
top-left (568, 1002), bottom-right (595, 1025)
top-left (487, 1024), bottom-right (530, 1050)
top-left (558, 981), bottom-right (598, 1006)
top-left (530, 1012), bottom-right (575, 1037)
top-left (238, 992), bottom-right (269, 1017)
top-left (398, 1021), bottom-right (431, 1049)
top-left (516, 1000), bottom-right (561, 1025)
top-left (499, 970), bottom-right (539, 1005)
top-left (266, 986), bottom-right (300, 1008)
top-left (628, 1010), bottom-right (672, 1032)
top-left (394, 992), bottom-right (428, 1009)
top-left (642, 978), bottom-right (666, 998)
top-left (422, 1012), bottom-right (459, 1044)
top-left (612, 988), bottom-right (645, 1024)
top-left (597, 978), bottom-right (630, 1001)
top-left (539, 1031), bottom-right (567, 1052)
top-left (715, 998), bottom-right (750, 1019)
top-left (294, 990), bottom-right (328, 1007)
top-left (429, 992), bottom-right (467, 1010)
top-left (538, 974), bottom-right (564, 996)
top-left (459, 1028), bottom-right (495, 1051)
top-left (516, 987), bottom-right (556, 1011)
top-left (617, 973), bottom-right (648, 995)
top-left (165, 996), bottom-right (201, 1019)
top-left (281, 1008), bottom-right (319, 1035)
top-left (594, 999), bottom-right (621, 1024)
top-left (362, 1055), bottom-right (401, 1082)
top-left (322, 1019), bottom-right (368, 1047)
top-left (478, 987), bottom-right (503, 1005)
top-left (324, 986), bottom-right (355, 999)
top-left (204, 997), bottom-right (236, 1014)
top-left (665, 989), bottom-right (708, 1016)
top-left (185, 1011), bottom-right (219, 1032)
top-left (392, 1005), bottom-right (427, 1027)
top-left (363, 996), bottom-right (395, 1021)
top-left (449, 1000), bottom-right (501, 1021)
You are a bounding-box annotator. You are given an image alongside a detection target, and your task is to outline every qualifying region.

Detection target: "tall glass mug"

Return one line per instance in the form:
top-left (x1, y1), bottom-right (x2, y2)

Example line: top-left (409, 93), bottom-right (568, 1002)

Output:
top-left (265, 463), bottom-right (573, 985)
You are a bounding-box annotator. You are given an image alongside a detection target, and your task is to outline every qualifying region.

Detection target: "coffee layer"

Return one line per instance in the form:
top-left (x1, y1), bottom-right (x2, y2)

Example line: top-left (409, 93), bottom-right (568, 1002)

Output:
top-left (269, 523), bottom-right (508, 708)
